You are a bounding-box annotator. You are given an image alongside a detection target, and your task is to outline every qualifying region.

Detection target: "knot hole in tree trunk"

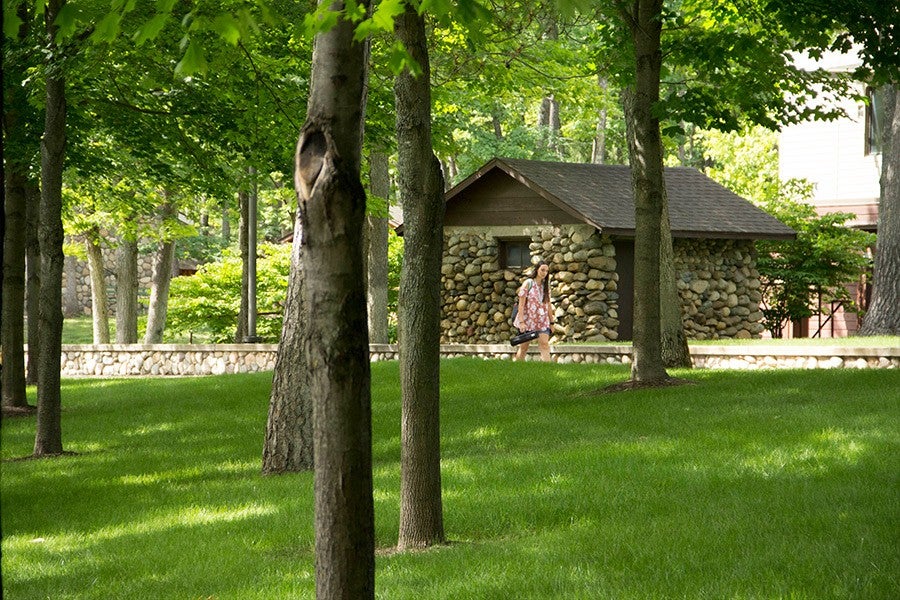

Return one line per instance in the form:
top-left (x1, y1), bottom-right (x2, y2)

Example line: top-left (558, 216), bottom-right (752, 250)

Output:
top-left (296, 129), bottom-right (328, 201)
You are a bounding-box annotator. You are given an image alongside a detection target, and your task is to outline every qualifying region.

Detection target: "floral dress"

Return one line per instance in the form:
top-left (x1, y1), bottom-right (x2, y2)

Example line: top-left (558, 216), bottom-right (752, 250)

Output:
top-left (514, 278), bottom-right (550, 332)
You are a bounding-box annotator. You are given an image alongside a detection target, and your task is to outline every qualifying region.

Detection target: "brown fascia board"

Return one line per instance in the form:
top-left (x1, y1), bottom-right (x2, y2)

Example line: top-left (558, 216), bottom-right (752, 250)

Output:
top-left (670, 229), bottom-right (797, 240)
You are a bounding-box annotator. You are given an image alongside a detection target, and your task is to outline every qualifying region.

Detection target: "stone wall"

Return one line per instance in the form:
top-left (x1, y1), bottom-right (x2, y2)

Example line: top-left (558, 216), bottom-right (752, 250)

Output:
top-left (30, 343), bottom-right (899, 377)
top-left (61, 248), bottom-right (156, 316)
top-left (441, 225), bottom-right (766, 344)
top-left (674, 238), bottom-right (765, 339)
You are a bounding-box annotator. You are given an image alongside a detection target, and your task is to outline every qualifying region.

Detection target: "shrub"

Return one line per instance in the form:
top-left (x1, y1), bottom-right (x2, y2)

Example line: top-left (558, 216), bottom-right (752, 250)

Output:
top-left (166, 243), bottom-right (290, 342)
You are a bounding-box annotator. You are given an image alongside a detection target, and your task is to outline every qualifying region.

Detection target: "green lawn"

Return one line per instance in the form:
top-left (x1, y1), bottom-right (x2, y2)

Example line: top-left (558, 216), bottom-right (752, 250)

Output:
top-left (2, 361), bottom-right (898, 599)
top-left (37, 317), bottom-right (213, 345)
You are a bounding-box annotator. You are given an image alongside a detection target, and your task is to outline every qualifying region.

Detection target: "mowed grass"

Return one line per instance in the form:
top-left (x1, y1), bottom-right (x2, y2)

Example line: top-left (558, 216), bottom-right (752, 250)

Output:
top-left (1, 361), bottom-right (898, 599)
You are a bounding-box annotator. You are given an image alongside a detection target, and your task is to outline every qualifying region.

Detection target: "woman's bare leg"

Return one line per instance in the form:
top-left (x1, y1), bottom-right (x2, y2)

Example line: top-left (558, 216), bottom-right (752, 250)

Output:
top-left (538, 333), bottom-right (551, 362)
top-left (515, 341), bottom-right (530, 361)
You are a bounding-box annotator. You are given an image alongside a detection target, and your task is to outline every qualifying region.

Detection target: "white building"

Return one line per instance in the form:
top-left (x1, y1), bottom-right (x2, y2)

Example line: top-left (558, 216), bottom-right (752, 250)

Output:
top-left (778, 48), bottom-right (882, 337)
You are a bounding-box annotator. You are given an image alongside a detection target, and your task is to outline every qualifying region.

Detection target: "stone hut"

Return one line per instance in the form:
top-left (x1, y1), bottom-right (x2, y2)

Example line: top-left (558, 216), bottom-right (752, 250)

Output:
top-left (435, 157), bottom-right (795, 344)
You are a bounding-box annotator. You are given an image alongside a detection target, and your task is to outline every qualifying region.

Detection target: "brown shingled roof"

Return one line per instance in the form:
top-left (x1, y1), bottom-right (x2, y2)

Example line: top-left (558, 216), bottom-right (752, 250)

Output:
top-left (445, 157), bottom-right (796, 240)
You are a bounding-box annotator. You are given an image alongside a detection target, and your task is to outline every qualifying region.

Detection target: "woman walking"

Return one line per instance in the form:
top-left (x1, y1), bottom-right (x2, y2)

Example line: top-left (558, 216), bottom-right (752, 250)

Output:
top-left (513, 261), bottom-right (555, 362)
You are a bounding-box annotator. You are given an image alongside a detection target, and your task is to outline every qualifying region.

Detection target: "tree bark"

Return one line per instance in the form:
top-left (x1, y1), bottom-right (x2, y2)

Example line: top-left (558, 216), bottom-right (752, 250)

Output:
top-left (236, 189), bottom-right (249, 342)
top-left (34, 0), bottom-right (67, 456)
top-left (262, 211), bottom-right (313, 473)
top-left (297, 2), bottom-right (374, 597)
top-left (859, 83), bottom-right (900, 335)
top-left (115, 238), bottom-right (139, 343)
top-left (366, 151), bottom-right (390, 344)
top-left (660, 203), bottom-right (692, 368)
top-left (221, 200), bottom-right (232, 243)
top-left (592, 76), bottom-right (609, 164)
top-left (4, 0), bottom-right (38, 398)
top-left (86, 231), bottom-right (111, 344)
top-left (26, 181), bottom-right (41, 385)
top-left (621, 0), bottom-right (670, 384)
top-left (143, 202), bottom-right (176, 344)
top-left (395, 5), bottom-right (446, 551)
top-left (3, 154), bottom-right (29, 409)
top-left (63, 254), bottom-right (80, 317)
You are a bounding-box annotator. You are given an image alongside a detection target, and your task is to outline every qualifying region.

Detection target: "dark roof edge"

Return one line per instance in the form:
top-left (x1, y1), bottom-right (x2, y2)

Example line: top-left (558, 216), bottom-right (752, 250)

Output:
top-left (670, 230), bottom-right (797, 241)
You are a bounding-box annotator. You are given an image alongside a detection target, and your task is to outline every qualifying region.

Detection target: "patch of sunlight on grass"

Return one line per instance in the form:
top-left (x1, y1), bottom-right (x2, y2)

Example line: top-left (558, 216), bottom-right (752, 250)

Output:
top-left (440, 457), bottom-right (478, 481)
top-left (740, 429), bottom-right (865, 478)
top-left (444, 425), bottom-right (507, 454)
top-left (470, 426), bottom-right (501, 440)
top-left (5, 503), bottom-right (277, 557)
top-left (67, 441), bottom-right (106, 453)
top-left (122, 422), bottom-right (176, 437)
top-left (119, 466), bottom-right (205, 486)
top-left (373, 489), bottom-right (395, 503)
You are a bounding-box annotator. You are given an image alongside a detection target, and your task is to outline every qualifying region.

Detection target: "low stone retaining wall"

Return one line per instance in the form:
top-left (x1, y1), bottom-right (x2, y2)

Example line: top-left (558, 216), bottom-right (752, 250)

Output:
top-left (37, 343), bottom-right (900, 377)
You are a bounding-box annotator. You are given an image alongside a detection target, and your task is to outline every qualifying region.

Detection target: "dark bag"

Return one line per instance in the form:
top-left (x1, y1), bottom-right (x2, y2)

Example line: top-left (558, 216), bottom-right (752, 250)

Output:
top-left (510, 330), bottom-right (540, 346)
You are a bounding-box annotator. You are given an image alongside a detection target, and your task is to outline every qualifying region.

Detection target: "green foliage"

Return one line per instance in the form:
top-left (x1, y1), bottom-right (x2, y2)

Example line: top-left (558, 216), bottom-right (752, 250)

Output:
top-left (701, 127), bottom-right (876, 336)
top-left (166, 242), bottom-right (290, 342)
top-left (756, 202), bottom-right (875, 337)
top-left (2, 364), bottom-right (899, 597)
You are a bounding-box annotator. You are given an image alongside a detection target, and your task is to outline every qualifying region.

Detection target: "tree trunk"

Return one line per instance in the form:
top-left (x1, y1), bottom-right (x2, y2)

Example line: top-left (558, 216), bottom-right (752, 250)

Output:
top-left (63, 254), bottom-right (80, 317)
top-left (2, 155), bottom-right (29, 409)
top-left (86, 231), bottom-right (111, 344)
top-left (262, 211), bottom-right (313, 473)
top-left (395, 5), bottom-right (446, 551)
top-left (236, 189), bottom-right (249, 342)
top-left (660, 201), bottom-right (692, 368)
top-left (143, 202), bottom-right (176, 344)
top-left (491, 110), bottom-right (504, 139)
top-left (296, 2), bottom-right (374, 596)
top-left (367, 151), bottom-right (390, 344)
top-left (621, 0), bottom-right (669, 384)
top-left (4, 1), bottom-right (41, 389)
top-left (115, 238), bottom-right (139, 343)
top-left (859, 83), bottom-right (900, 335)
top-left (26, 181), bottom-right (41, 385)
top-left (591, 76), bottom-right (609, 164)
top-left (221, 200), bottom-right (231, 243)
top-left (35, 0), bottom-right (66, 456)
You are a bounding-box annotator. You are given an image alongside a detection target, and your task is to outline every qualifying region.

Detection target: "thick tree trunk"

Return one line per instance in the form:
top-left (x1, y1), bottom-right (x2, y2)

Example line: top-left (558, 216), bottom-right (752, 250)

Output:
top-left (366, 151), bottom-right (390, 344)
top-left (26, 181), bottom-right (41, 385)
top-left (621, 0), bottom-right (669, 384)
top-left (86, 232), bottom-right (111, 344)
top-left (859, 84), bottom-right (900, 335)
top-left (115, 238), bottom-right (139, 343)
top-left (262, 212), bottom-right (313, 473)
top-left (660, 201), bottom-right (692, 368)
top-left (297, 2), bottom-right (374, 597)
top-left (34, 0), bottom-right (66, 456)
top-left (3, 160), bottom-right (29, 409)
top-left (236, 189), bottom-right (249, 342)
top-left (395, 5), bottom-right (446, 551)
top-left (4, 1), bottom-right (40, 392)
top-left (143, 202), bottom-right (176, 344)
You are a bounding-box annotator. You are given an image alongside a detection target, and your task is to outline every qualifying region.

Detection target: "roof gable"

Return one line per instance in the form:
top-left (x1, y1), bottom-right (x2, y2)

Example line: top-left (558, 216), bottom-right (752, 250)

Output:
top-left (444, 157), bottom-right (796, 240)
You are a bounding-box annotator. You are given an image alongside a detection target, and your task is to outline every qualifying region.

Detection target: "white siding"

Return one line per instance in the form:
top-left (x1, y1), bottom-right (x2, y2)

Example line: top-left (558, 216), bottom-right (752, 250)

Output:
top-left (779, 50), bottom-right (880, 228)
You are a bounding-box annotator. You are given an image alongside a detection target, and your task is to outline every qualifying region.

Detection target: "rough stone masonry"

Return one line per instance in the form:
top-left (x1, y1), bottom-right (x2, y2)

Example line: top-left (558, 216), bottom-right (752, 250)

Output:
top-left (440, 224), bottom-right (766, 344)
